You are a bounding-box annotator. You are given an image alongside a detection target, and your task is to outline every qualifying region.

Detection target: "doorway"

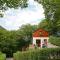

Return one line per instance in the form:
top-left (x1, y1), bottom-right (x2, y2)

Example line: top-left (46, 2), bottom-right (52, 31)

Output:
top-left (36, 39), bottom-right (41, 47)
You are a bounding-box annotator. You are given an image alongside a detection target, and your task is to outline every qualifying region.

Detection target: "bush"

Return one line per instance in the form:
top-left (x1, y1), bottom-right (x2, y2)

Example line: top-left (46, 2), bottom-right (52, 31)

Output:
top-left (13, 48), bottom-right (60, 60)
top-left (0, 52), bottom-right (6, 60)
top-left (49, 36), bottom-right (60, 46)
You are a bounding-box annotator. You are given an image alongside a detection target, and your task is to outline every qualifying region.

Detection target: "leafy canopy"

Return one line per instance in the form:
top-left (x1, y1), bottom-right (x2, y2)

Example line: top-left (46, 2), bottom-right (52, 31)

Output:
top-left (36, 0), bottom-right (60, 20)
top-left (0, 0), bottom-right (28, 17)
top-left (35, 0), bottom-right (60, 35)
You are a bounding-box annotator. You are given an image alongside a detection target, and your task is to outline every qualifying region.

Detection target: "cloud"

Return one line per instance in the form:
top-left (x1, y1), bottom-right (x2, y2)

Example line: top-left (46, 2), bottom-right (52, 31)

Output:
top-left (0, 0), bottom-right (45, 30)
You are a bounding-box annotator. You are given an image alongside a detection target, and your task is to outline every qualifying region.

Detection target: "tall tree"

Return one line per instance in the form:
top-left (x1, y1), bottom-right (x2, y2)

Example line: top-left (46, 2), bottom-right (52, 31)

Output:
top-left (35, 0), bottom-right (60, 35)
top-left (17, 24), bottom-right (37, 45)
top-left (38, 19), bottom-right (56, 35)
top-left (35, 0), bottom-right (60, 20)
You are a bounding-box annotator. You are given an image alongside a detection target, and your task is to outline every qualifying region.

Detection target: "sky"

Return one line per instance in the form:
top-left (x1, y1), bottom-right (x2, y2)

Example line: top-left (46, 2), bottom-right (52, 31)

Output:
top-left (0, 0), bottom-right (45, 30)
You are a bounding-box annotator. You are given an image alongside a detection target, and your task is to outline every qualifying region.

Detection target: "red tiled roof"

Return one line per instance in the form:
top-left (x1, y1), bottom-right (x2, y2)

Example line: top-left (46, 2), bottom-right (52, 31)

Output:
top-left (33, 29), bottom-right (49, 37)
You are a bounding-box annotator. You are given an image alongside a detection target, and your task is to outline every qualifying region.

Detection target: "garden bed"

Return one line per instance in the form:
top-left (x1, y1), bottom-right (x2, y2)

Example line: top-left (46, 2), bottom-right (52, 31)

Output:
top-left (13, 48), bottom-right (60, 60)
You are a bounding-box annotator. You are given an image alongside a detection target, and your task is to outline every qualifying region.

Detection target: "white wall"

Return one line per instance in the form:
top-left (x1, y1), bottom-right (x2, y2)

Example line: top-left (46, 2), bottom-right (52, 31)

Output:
top-left (33, 37), bottom-right (49, 48)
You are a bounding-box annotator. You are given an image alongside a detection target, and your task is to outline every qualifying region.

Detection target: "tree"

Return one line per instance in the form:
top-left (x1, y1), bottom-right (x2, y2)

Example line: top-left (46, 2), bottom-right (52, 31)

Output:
top-left (0, 0), bottom-right (28, 9)
top-left (38, 19), bottom-right (52, 35)
top-left (38, 18), bottom-right (60, 36)
top-left (0, 0), bottom-right (28, 17)
top-left (0, 29), bottom-right (18, 57)
top-left (35, 0), bottom-right (60, 20)
top-left (17, 24), bottom-right (37, 46)
top-left (35, 0), bottom-right (60, 35)
top-left (0, 24), bottom-right (37, 56)
top-left (18, 24), bottom-right (33, 44)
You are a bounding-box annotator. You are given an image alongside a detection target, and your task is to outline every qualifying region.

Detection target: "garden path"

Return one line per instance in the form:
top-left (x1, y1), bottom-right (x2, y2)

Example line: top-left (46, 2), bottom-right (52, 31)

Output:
top-left (6, 58), bottom-right (13, 60)
top-left (48, 43), bottom-right (59, 48)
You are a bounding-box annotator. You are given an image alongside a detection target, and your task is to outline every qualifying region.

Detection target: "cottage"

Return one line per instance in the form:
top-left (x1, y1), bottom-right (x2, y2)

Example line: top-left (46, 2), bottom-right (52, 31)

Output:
top-left (32, 29), bottom-right (49, 48)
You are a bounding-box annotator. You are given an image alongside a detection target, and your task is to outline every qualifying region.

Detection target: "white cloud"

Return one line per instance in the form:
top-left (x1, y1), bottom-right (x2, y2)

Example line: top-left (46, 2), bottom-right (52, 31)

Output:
top-left (0, 0), bottom-right (45, 30)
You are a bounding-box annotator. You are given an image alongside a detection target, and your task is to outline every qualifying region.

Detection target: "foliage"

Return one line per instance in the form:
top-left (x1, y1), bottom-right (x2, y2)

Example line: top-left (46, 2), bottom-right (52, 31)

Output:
top-left (49, 36), bottom-right (60, 46)
top-left (13, 48), bottom-right (60, 60)
top-left (17, 24), bottom-right (37, 46)
top-left (0, 52), bottom-right (6, 60)
top-left (36, 0), bottom-right (60, 20)
top-left (0, 30), bottom-right (18, 57)
top-left (35, 0), bottom-right (60, 35)
top-left (38, 19), bottom-right (60, 35)
top-left (0, 0), bottom-right (28, 17)
top-left (0, 0), bottom-right (28, 10)
top-left (0, 24), bottom-right (37, 57)
top-left (38, 19), bottom-right (52, 35)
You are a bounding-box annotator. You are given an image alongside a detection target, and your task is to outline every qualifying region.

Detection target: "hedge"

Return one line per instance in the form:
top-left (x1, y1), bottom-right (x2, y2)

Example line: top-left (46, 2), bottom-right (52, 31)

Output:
top-left (13, 48), bottom-right (60, 60)
top-left (49, 36), bottom-right (60, 46)
top-left (0, 52), bottom-right (6, 60)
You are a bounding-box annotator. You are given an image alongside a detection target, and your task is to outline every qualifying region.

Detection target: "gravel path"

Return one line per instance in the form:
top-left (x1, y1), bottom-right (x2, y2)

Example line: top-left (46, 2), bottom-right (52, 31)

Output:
top-left (6, 58), bottom-right (13, 60)
top-left (48, 43), bottom-right (59, 48)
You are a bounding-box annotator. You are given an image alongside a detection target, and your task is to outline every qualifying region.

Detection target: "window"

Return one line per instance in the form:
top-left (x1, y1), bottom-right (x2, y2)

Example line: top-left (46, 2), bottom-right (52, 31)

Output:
top-left (42, 39), bottom-right (47, 48)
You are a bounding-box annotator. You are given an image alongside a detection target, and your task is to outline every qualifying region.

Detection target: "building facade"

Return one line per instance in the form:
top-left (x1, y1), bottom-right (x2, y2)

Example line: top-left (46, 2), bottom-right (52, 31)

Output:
top-left (32, 29), bottom-right (49, 48)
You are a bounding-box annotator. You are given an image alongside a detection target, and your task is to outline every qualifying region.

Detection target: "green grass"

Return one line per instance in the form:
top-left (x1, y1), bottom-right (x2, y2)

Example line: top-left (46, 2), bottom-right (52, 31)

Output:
top-left (0, 52), bottom-right (6, 60)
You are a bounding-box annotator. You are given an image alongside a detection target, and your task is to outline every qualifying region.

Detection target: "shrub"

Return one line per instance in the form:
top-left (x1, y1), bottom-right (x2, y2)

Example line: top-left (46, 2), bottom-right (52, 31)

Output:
top-left (13, 48), bottom-right (60, 60)
top-left (0, 52), bottom-right (6, 60)
top-left (49, 36), bottom-right (60, 46)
